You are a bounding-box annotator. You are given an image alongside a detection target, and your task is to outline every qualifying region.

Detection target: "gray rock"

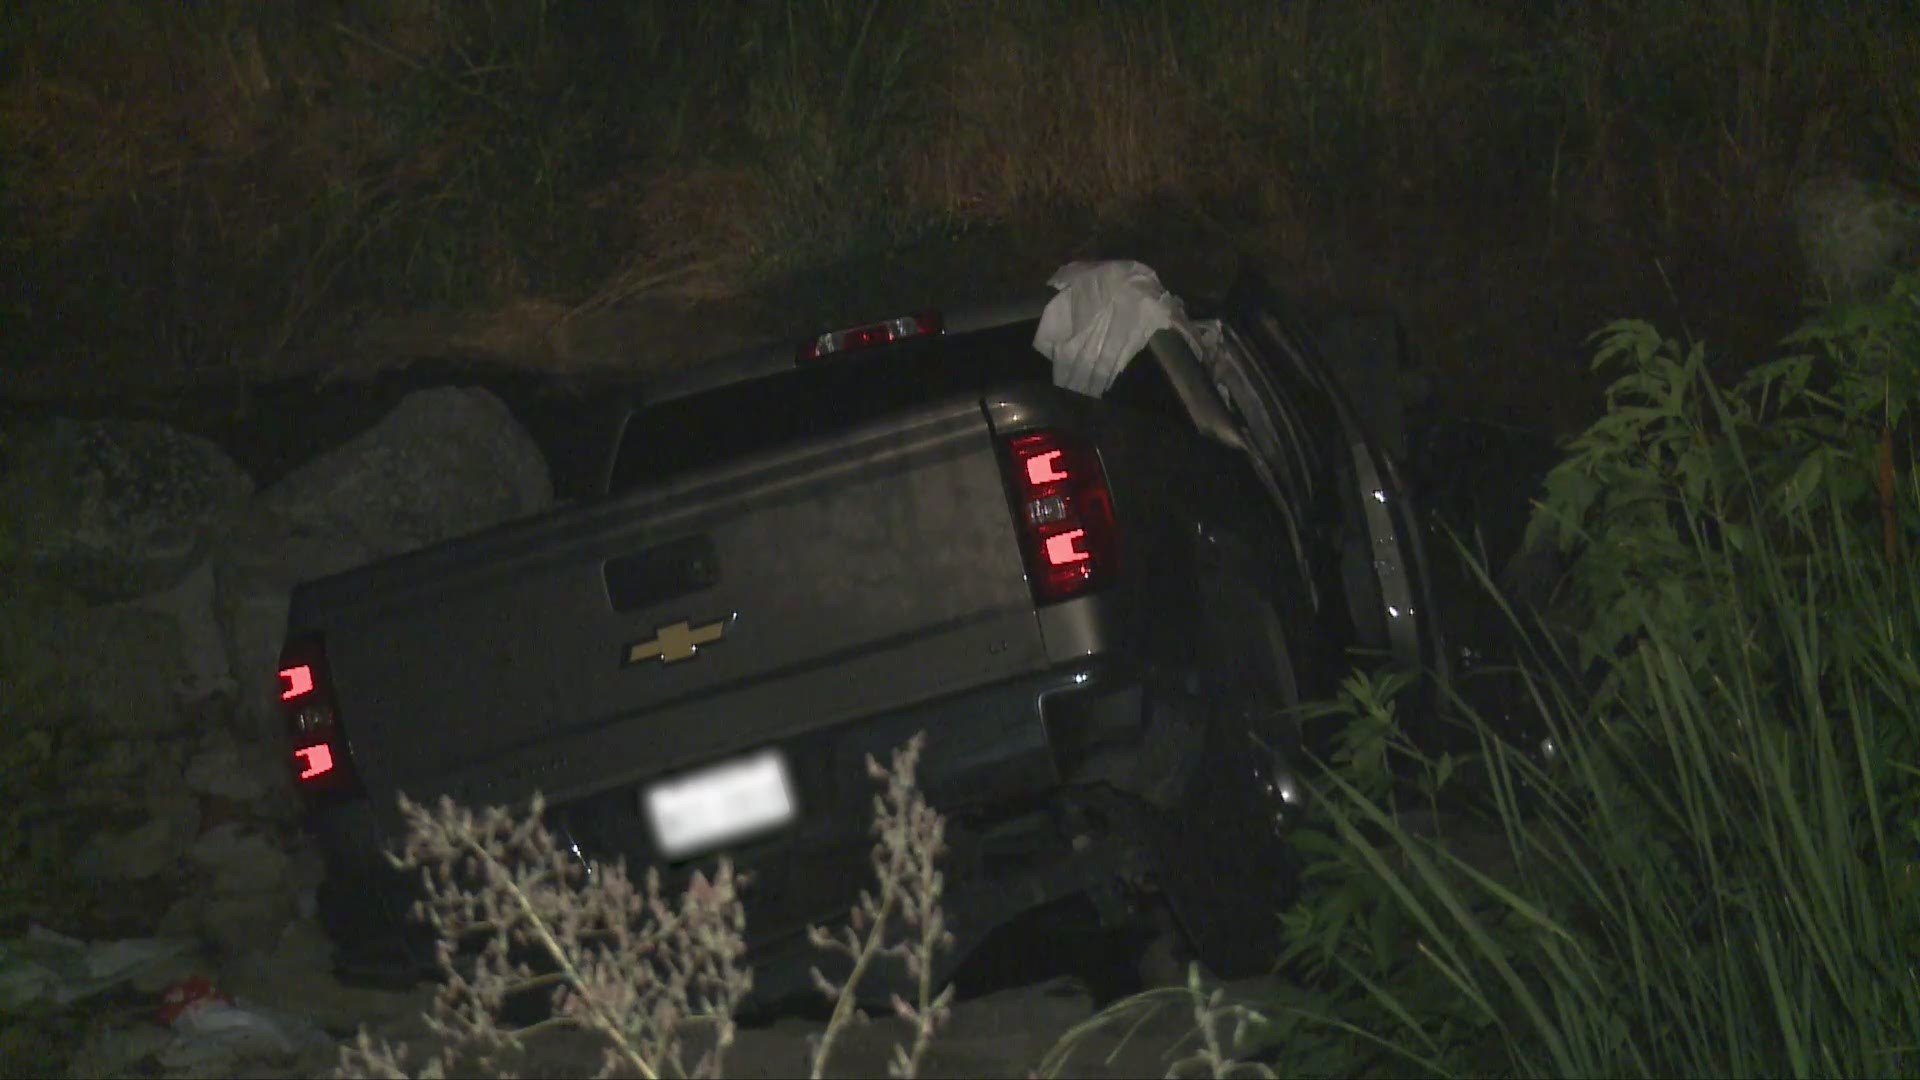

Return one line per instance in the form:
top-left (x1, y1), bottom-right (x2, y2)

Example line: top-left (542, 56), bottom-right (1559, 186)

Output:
top-left (129, 949), bottom-right (210, 995)
top-left (99, 737), bottom-right (150, 777)
top-left (185, 734), bottom-right (280, 805)
top-left (0, 926), bottom-right (193, 1011)
top-left (175, 823), bottom-right (300, 958)
top-left (190, 823), bottom-right (294, 897)
top-left (287, 847), bottom-right (328, 918)
top-left (119, 560), bottom-right (236, 708)
top-left (200, 892), bottom-right (296, 959)
top-left (4, 590), bottom-right (184, 735)
top-left (0, 418), bottom-right (252, 600)
top-left (77, 783), bottom-right (201, 882)
top-left (213, 386), bottom-right (553, 742)
top-left (254, 386), bottom-right (552, 557)
top-left (158, 895), bottom-right (202, 941)
top-left (220, 917), bottom-right (427, 1035)
top-left (3, 566), bottom-right (234, 737)
top-left (71, 737), bottom-right (147, 797)
top-left (67, 734), bottom-right (187, 818)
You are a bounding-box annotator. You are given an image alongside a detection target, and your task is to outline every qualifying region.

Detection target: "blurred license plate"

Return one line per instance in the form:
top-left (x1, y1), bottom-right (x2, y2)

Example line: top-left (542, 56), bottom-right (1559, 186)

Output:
top-left (645, 749), bottom-right (796, 858)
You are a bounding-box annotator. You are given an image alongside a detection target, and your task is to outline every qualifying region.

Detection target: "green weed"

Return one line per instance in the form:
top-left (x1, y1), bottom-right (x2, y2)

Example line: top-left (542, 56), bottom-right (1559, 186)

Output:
top-left (1227, 273), bottom-right (1920, 1078)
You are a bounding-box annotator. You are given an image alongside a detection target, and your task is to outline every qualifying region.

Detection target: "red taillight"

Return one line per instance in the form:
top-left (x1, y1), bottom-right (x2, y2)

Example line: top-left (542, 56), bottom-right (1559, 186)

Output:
top-left (1043, 529), bottom-right (1090, 566)
top-left (294, 744), bottom-right (335, 781)
top-left (279, 664), bottom-right (314, 701)
top-left (1003, 430), bottom-right (1118, 603)
top-left (278, 637), bottom-right (358, 795)
top-left (798, 311), bottom-right (942, 362)
top-left (1025, 451), bottom-right (1069, 486)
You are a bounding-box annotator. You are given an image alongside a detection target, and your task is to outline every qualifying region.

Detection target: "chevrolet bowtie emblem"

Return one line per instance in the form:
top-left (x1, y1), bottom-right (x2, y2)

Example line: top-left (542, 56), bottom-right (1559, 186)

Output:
top-left (626, 619), bottom-right (725, 666)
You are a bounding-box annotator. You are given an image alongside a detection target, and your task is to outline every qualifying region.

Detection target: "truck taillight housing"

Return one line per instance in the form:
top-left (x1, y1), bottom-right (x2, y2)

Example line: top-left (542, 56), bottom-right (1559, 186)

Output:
top-left (798, 311), bottom-right (942, 362)
top-left (278, 635), bottom-right (360, 797)
top-left (1002, 430), bottom-right (1119, 603)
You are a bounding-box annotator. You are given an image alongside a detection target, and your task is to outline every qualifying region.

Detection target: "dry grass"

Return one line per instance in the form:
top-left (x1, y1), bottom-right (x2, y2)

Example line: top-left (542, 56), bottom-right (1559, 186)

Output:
top-left (895, 10), bottom-right (1213, 223)
top-left (3, 0), bottom-right (1917, 397)
top-left (325, 729), bottom-right (1277, 1079)
top-left (333, 733), bottom-right (960, 1080)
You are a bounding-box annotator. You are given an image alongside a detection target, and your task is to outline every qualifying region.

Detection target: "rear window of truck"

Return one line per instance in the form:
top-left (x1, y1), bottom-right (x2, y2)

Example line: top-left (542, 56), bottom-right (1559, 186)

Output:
top-left (607, 319), bottom-right (1050, 495)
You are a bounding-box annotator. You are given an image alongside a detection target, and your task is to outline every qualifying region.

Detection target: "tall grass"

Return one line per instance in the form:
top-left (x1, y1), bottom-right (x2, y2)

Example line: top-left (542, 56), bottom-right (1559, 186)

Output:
top-left (1199, 274), bottom-right (1920, 1078)
top-left (4, 0), bottom-right (1915, 380)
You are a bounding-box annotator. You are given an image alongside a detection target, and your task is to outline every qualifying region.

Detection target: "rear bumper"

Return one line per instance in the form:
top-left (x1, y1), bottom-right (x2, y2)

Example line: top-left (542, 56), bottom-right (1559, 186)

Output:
top-left (307, 657), bottom-right (1155, 996)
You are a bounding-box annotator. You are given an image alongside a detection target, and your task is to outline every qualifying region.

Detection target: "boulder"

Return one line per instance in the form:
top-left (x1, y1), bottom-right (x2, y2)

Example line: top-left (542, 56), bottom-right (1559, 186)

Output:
top-left (73, 738), bottom-right (148, 799)
top-left (0, 418), bottom-right (252, 601)
top-left (185, 730), bottom-right (282, 806)
top-left (75, 781), bottom-right (201, 882)
top-left (213, 386), bottom-right (553, 742)
top-left (158, 895), bottom-right (202, 941)
top-left (129, 948), bottom-right (210, 995)
top-left (67, 737), bottom-right (189, 828)
top-left (219, 916), bottom-right (429, 1035)
top-left (288, 846), bottom-right (328, 919)
top-left (251, 385), bottom-right (552, 557)
top-left (3, 595), bottom-right (175, 733)
top-left (190, 823), bottom-right (294, 898)
top-left (199, 893), bottom-right (297, 959)
top-left (186, 824), bottom-right (300, 958)
top-left (125, 559), bottom-right (237, 709)
top-left (3, 562), bottom-right (232, 737)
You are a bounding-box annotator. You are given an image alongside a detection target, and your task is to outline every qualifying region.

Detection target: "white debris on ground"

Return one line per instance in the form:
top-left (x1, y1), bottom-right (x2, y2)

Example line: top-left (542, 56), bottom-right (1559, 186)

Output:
top-left (327, 972), bottom-right (1257, 1080)
top-left (11, 934), bottom-right (1254, 1080)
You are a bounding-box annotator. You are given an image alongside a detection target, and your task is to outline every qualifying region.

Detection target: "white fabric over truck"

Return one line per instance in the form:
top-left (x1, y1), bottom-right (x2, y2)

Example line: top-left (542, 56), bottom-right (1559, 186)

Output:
top-left (1032, 260), bottom-right (1211, 397)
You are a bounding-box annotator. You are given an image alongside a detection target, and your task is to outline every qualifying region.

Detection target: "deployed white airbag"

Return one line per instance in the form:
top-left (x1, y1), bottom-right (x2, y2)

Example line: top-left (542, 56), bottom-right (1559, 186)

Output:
top-left (1032, 260), bottom-right (1210, 397)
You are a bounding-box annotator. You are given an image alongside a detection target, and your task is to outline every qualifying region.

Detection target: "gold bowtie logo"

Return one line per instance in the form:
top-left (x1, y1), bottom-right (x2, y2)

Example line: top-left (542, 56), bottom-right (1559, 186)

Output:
top-left (626, 619), bottom-right (726, 666)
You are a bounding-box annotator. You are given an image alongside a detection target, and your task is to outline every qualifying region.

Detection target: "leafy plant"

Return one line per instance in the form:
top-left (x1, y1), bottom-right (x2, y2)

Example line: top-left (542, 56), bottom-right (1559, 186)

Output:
top-left (1194, 275), bottom-right (1920, 1078)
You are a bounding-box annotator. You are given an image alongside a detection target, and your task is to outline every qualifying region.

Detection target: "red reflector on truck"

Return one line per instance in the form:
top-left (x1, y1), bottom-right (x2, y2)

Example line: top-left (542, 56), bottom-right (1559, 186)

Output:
top-left (1025, 450), bottom-right (1070, 486)
top-left (277, 635), bottom-right (361, 796)
top-left (294, 744), bottom-right (334, 780)
top-left (278, 664), bottom-right (314, 700)
top-left (798, 311), bottom-right (942, 362)
top-left (1003, 431), bottom-right (1118, 603)
top-left (1043, 529), bottom-right (1090, 566)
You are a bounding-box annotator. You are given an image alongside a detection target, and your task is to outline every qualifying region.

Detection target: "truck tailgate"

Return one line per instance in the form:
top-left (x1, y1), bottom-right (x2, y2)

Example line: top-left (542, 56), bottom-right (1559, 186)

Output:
top-left (298, 399), bottom-right (1048, 812)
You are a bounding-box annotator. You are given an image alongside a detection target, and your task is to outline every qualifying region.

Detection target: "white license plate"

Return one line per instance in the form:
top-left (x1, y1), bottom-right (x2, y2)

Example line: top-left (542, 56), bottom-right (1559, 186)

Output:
top-left (644, 749), bottom-right (796, 859)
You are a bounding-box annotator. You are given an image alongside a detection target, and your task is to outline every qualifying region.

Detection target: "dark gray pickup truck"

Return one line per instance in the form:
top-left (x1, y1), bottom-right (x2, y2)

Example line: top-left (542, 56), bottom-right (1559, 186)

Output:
top-left (277, 267), bottom-right (1445, 1000)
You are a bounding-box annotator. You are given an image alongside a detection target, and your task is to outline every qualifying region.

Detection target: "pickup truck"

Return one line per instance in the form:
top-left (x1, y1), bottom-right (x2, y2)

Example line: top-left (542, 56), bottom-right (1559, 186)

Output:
top-left (277, 266), bottom-right (1446, 1002)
